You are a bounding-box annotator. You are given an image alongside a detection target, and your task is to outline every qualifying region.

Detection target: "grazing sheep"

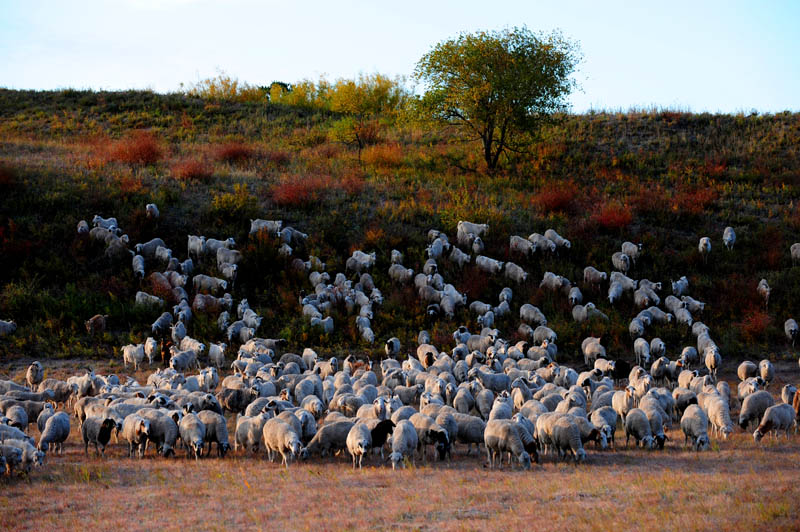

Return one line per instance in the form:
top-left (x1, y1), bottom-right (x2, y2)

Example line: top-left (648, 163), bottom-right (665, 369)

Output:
top-left (250, 219), bottom-right (282, 236)
top-left (625, 408), bottom-right (655, 449)
top-left (85, 314), bottom-right (108, 336)
top-left (781, 384), bottom-right (797, 405)
top-left (568, 287), bottom-right (583, 306)
top-left (723, 226), bottom-right (736, 251)
top-left (304, 420), bottom-right (355, 457)
top-left (738, 390), bottom-right (775, 430)
top-left (39, 412), bottom-right (71, 454)
top-left (681, 296), bottom-right (705, 314)
top-left (234, 413), bottom-right (272, 453)
top-left (179, 413), bottom-right (207, 460)
top-left (706, 396), bottom-right (734, 440)
top-left (612, 387), bottom-right (636, 425)
top-left (82, 416), bottom-right (117, 456)
top-left (590, 407), bottom-right (618, 448)
top-left (121, 414), bottom-right (151, 458)
top-left (520, 304), bottom-right (547, 326)
top-left (544, 229), bottom-right (571, 250)
top-left (346, 423), bottom-right (372, 469)
top-left (634, 338), bottom-right (651, 367)
top-left (757, 279), bottom-right (770, 309)
top-left (484, 419), bottom-right (531, 469)
top-left (5, 405), bottom-right (27, 430)
top-left (505, 262), bottom-right (528, 283)
top-left (753, 403), bottom-right (796, 441)
top-left (621, 241), bottom-right (642, 265)
top-left (475, 255), bottom-right (504, 275)
top-left (193, 274), bottom-right (228, 295)
top-left (122, 343), bottom-right (145, 371)
top-left (0, 445), bottom-right (23, 476)
top-left (139, 409), bottom-right (180, 457)
top-left (698, 237), bottom-right (711, 264)
top-left (681, 404), bottom-right (710, 451)
top-left (583, 266), bottom-right (607, 290)
top-left (704, 346), bottom-right (721, 381)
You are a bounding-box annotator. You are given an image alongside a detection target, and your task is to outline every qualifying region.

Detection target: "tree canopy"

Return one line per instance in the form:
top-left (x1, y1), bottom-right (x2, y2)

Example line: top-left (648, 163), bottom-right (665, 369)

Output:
top-left (414, 27), bottom-right (581, 171)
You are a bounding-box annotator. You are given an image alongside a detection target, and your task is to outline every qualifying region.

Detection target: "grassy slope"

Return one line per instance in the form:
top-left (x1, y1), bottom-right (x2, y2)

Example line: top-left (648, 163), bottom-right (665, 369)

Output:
top-left (1, 89), bottom-right (800, 364)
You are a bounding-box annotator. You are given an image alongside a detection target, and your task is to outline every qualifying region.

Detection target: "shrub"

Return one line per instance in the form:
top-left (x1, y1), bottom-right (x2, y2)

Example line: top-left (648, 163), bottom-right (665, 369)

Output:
top-left (592, 201), bottom-right (633, 230)
top-left (738, 310), bottom-right (771, 343)
top-left (214, 142), bottom-right (254, 163)
top-left (271, 174), bottom-right (331, 207)
top-left (182, 71), bottom-right (266, 103)
top-left (672, 186), bottom-right (717, 216)
top-left (106, 131), bottom-right (161, 165)
top-left (532, 182), bottom-right (577, 213)
top-left (264, 149), bottom-right (291, 166)
top-left (172, 159), bottom-right (213, 182)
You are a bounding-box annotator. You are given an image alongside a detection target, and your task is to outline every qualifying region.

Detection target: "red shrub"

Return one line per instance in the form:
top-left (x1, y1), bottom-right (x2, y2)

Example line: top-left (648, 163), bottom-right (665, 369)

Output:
top-left (106, 131), bottom-right (162, 165)
top-left (271, 174), bottom-right (331, 207)
top-left (738, 310), bottom-right (771, 343)
top-left (593, 201), bottom-right (633, 230)
top-left (672, 186), bottom-right (717, 216)
top-left (532, 183), bottom-right (577, 213)
top-left (172, 159), bottom-right (213, 182)
top-left (265, 149), bottom-right (291, 166)
top-left (214, 142), bottom-right (254, 163)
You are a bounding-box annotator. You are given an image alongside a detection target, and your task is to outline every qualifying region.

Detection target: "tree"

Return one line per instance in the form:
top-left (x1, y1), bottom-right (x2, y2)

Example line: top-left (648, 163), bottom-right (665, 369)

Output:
top-left (414, 27), bottom-right (580, 172)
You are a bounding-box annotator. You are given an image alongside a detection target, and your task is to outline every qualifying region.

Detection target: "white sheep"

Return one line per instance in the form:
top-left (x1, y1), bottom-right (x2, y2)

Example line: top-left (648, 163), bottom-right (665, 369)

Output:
top-left (681, 404), bottom-right (710, 451)
top-left (706, 396), bottom-right (734, 440)
top-left (519, 304), bottom-right (546, 326)
top-left (723, 226), bottom-right (735, 250)
top-left (122, 343), bottom-right (145, 371)
top-left (388, 264), bottom-right (414, 284)
top-left (738, 390), bottom-right (775, 431)
top-left (249, 219), bottom-right (282, 236)
top-left (791, 243), bottom-right (800, 265)
top-left (0, 319), bottom-right (17, 337)
top-left (621, 241), bottom-right (642, 265)
top-left (145, 203), bottom-right (159, 219)
top-left (484, 419), bottom-right (531, 469)
top-left (568, 287), bottom-right (583, 306)
top-left (583, 266), bottom-right (607, 290)
top-left (753, 403), bottom-right (796, 441)
top-left (681, 295), bottom-right (705, 314)
top-left (698, 237), bottom-right (711, 264)
top-left (757, 279), bottom-right (770, 309)
top-left (758, 359), bottom-right (774, 385)
top-left (448, 246), bottom-right (471, 268)
top-left (504, 262), bottom-right (528, 283)
top-left (784, 318), bottom-right (798, 346)
top-left (475, 255), bottom-right (503, 275)
top-left (607, 282), bottom-right (624, 305)
top-left (389, 420), bottom-right (419, 470)
top-left (39, 412), bottom-right (71, 454)
top-left (179, 413), bottom-right (207, 460)
top-left (611, 252), bottom-right (630, 273)
top-left (671, 276), bottom-right (689, 297)
top-left (624, 408), bottom-right (655, 449)
top-left (544, 228), bottom-right (571, 250)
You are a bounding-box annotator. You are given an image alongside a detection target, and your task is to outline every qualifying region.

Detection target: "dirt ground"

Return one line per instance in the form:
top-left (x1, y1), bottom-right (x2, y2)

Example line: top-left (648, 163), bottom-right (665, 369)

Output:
top-left (1, 358), bottom-right (799, 531)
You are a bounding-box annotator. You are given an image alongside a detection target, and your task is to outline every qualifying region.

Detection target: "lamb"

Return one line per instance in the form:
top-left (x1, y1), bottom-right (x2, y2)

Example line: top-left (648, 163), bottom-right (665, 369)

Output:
top-left (193, 274), bottom-right (228, 295)
top-left (121, 414), bottom-right (151, 458)
top-left (179, 413), bottom-right (207, 460)
top-left (611, 252), bottom-right (630, 273)
top-left (698, 237), bottom-right (711, 264)
top-left (475, 255), bottom-right (504, 275)
top-left (753, 403), bottom-right (796, 441)
top-left (681, 404), bottom-right (710, 451)
top-left (738, 390), bottom-right (775, 430)
top-left (624, 408), bottom-right (655, 449)
top-left (785, 319), bottom-right (798, 346)
top-left (671, 276), bottom-right (689, 297)
top-left (484, 419), bottom-right (531, 469)
top-left (723, 226), bottom-right (736, 250)
top-left (122, 343), bottom-right (145, 371)
top-left (544, 229), bottom-right (571, 250)
top-left (757, 279), bottom-right (771, 309)
top-left (81, 416), bottom-right (117, 456)
top-left (621, 241), bottom-right (642, 265)
top-left (752, 363), bottom-right (773, 392)
top-left (39, 411), bottom-right (71, 454)
top-left (389, 419), bottom-right (419, 470)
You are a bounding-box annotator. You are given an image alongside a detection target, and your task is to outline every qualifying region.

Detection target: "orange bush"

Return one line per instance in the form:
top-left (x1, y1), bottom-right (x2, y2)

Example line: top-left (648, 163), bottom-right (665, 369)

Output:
top-left (172, 159), bottom-right (213, 182)
top-left (593, 201), bottom-right (633, 230)
top-left (106, 131), bottom-right (162, 165)
top-left (214, 142), bottom-right (254, 163)
top-left (362, 143), bottom-right (403, 167)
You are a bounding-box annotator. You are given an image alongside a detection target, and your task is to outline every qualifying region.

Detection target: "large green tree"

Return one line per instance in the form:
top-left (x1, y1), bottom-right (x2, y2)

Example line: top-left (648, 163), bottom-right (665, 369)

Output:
top-left (414, 27), bottom-right (580, 171)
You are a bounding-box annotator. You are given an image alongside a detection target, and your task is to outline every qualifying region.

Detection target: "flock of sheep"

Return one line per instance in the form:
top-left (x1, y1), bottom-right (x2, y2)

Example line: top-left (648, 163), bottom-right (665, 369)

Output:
top-left (1, 207), bottom-right (800, 476)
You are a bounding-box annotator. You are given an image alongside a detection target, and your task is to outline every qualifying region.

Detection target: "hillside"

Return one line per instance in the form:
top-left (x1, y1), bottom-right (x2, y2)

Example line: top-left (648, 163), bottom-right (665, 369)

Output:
top-left (1, 88), bottom-right (800, 363)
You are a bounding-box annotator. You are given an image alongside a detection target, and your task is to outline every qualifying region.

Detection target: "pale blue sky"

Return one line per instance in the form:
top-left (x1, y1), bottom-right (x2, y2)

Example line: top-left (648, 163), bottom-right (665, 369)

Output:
top-left (1, 0), bottom-right (798, 113)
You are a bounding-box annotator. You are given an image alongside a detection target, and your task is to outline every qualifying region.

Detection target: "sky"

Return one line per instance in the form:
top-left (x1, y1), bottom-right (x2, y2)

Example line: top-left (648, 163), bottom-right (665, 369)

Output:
top-left (1, 0), bottom-right (799, 113)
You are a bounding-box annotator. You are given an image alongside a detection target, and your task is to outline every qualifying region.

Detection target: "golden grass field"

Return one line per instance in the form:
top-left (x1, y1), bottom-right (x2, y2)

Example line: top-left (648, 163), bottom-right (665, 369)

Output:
top-left (1, 359), bottom-right (800, 531)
